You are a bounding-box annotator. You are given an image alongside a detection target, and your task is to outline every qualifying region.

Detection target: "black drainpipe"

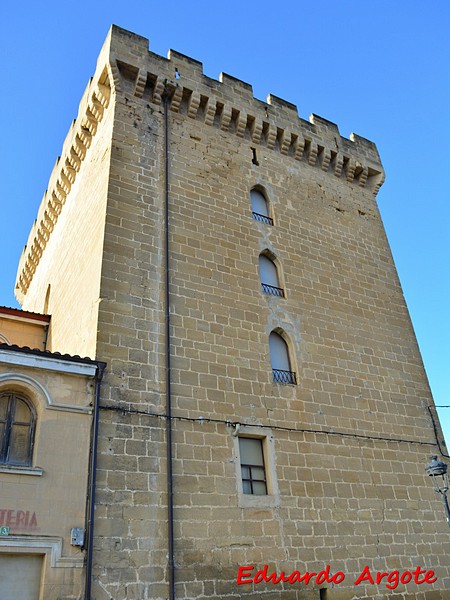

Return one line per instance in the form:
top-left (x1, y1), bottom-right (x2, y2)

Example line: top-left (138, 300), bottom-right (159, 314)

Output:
top-left (85, 360), bottom-right (106, 600)
top-left (163, 90), bottom-right (176, 600)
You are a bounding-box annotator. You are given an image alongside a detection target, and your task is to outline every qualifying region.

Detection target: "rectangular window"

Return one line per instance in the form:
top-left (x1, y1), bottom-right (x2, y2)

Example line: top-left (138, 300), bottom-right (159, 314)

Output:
top-left (238, 437), bottom-right (267, 495)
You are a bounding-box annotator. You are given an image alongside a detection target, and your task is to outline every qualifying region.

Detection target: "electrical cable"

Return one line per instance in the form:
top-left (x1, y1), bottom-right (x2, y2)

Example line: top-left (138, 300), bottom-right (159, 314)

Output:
top-left (99, 403), bottom-right (438, 449)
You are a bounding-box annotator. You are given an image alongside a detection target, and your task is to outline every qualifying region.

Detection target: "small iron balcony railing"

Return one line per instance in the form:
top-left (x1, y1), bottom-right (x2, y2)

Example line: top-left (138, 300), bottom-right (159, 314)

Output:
top-left (252, 212), bottom-right (273, 225)
top-left (261, 283), bottom-right (285, 297)
top-left (272, 369), bottom-right (297, 385)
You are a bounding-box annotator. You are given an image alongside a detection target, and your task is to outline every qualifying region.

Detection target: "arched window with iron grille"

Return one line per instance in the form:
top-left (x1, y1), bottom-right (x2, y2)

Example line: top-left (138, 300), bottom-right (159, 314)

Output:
top-left (269, 331), bottom-right (296, 384)
top-left (250, 189), bottom-right (273, 225)
top-left (259, 254), bottom-right (284, 297)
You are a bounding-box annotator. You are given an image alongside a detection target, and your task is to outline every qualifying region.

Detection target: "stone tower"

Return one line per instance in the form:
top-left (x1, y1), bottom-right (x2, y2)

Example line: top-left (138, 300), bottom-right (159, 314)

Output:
top-left (15, 25), bottom-right (449, 600)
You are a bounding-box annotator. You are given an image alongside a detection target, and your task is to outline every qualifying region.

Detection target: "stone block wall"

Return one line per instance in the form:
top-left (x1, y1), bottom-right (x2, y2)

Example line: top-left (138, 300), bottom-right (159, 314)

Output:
top-left (16, 25), bottom-right (449, 600)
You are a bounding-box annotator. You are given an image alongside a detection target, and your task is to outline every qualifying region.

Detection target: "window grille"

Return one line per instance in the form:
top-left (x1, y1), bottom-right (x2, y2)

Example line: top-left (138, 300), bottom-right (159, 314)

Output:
top-left (261, 283), bottom-right (285, 297)
top-left (252, 211), bottom-right (273, 225)
top-left (259, 254), bottom-right (284, 296)
top-left (269, 331), bottom-right (297, 385)
top-left (272, 368), bottom-right (297, 385)
top-left (250, 190), bottom-right (273, 225)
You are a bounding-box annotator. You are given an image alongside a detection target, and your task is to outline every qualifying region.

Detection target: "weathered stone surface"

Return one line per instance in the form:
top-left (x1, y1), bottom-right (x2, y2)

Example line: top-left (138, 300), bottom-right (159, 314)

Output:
top-left (14, 24), bottom-right (449, 600)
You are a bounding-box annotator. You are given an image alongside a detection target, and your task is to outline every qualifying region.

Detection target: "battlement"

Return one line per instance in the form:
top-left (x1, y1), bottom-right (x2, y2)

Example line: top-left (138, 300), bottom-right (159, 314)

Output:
top-left (109, 24), bottom-right (384, 187)
top-left (15, 24), bottom-right (385, 304)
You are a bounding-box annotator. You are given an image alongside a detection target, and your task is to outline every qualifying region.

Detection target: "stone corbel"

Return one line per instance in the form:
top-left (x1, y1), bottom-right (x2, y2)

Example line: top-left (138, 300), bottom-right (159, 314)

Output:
top-left (95, 84), bottom-right (110, 108)
top-left (235, 112), bottom-right (247, 138)
top-left (170, 86), bottom-right (183, 113)
top-left (107, 59), bottom-right (121, 95)
top-left (345, 159), bottom-right (356, 183)
top-left (50, 193), bottom-right (63, 214)
top-left (134, 69), bottom-right (147, 98)
top-left (220, 105), bottom-right (232, 131)
top-left (357, 166), bottom-right (369, 188)
top-left (64, 162), bottom-right (76, 185)
top-left (187, 92), bottom-right (201, 119)
top-left (37, 229), bottom-right (46, 244)
top-left (294, 136), bottom-right (305, 161)
top-left (307, 141), bottom-right (318, 166)
top-left (78, 128), bottom-right (92, 150)
top-left (266, 124), bottom-right (277, 150)
top-left (68, 148), bottom-right (81, 172)
top-left (43, 213), bottom-right (54, 233)
top-left (280, 131), bottom-right (291, 155)
top-left (250, 118), bottom-right (262, 144)
top-left (59, 173), bottom-right (71, 195)
top-left (46, 204), bottom-right (58, 222)
top-left (27, 250), bottom-right (38, 266)
top-left (334, 154), bottom-right (344, 178)
top-left (204, 97), bottom-right (217, 127)
top-left (152, 77), bottom-right (165, 105)
top-left (320, 148), bottom-right (331, 172)
top-left (82, 109), bottom-right (98, 136)
top-left (89, 97), bottom-right (104, 122)
top-left (372, 172), bottom-right (385, 196)
top-left (32, 241), bottom-right (42, 260)
top-left (55, 184), bottom-right (66, 204)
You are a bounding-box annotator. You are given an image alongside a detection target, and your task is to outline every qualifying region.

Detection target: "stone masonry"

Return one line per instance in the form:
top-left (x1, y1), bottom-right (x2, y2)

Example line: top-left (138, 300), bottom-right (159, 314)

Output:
top-left (16, 25), bottom-right (450, 599)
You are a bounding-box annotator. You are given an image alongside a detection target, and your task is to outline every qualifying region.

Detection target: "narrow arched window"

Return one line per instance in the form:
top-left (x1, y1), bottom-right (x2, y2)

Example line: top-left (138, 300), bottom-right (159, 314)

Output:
top-left (269, 332), bottom-right (296, 384)
top-left (44, 284), bottom-right (51, 314)
top-left (251, 190), bottom-right (273, 225)
top-left (259, 254), bottom-right (284, 297)
top-left (0, 393), bottom-right (36, 466)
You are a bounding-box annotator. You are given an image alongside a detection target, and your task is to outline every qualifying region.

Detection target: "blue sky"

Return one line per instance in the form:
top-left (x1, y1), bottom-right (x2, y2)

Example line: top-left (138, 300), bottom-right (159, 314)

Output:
top-left (1, 1), bottom-right (449, 445)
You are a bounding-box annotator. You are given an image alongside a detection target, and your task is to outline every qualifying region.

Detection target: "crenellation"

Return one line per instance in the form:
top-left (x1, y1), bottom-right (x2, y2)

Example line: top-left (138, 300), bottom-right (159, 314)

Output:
top-left (310, 113), bottom-right (340, 135)
top-left (15, 61), bottom-right (112, 302)
top-left (350, 131), bottom-right (380, 155)
top-left (168, 48), bottom-right (203, 79)
top-left (104, 26), bottom-right (383, 186)
top-left (267, 93), bottom-right (298, 115)
top-left (219, 72), bottom-right (253, 97)
top-left (110, 24), bottom-right (150, 54)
